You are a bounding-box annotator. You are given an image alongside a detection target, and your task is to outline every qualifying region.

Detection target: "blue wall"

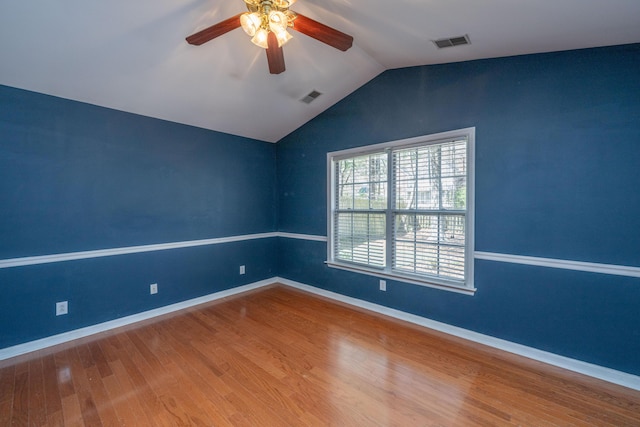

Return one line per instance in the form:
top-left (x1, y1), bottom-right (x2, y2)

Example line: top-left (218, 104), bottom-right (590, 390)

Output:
top-left (0, 85), bottom-right (277, 348)
top-left (276, 44), bottom-right (640, 375)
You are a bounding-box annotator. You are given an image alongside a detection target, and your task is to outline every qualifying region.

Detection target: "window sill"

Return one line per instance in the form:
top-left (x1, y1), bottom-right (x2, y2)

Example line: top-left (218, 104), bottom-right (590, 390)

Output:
top-left (325, 261), bottom-right (476, 296)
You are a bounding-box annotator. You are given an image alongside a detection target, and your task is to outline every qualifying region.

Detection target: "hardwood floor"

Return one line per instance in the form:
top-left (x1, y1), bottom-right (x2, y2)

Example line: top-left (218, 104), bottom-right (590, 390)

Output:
top-left (1, 284), bottom-right (639, 426)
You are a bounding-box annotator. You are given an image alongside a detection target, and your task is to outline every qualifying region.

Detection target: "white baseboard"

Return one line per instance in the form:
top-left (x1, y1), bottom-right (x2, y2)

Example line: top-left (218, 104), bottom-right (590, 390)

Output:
top-left (275, 277), bottom-right (640, 392)
top-left (0, 278), bottom-right (274, 361)
top-left (2, 275), bottom-right (638, 392)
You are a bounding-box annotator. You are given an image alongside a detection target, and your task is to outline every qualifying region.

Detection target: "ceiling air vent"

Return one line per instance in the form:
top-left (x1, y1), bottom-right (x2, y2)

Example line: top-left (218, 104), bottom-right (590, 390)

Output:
top-left (301, 90), bottom-right (322, 104)
top-left (433, 34), bottom-right (471, 49)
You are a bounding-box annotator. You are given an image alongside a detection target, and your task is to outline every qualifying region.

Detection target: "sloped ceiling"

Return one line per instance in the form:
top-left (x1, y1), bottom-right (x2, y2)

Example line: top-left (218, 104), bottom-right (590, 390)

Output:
top-left (1, 0), bottom-right (639, 143)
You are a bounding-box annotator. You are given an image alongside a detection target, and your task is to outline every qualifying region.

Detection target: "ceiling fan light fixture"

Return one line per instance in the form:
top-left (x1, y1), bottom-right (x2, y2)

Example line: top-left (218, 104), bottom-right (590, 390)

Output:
top-left (186, 0), bottom-right (353, 74)
top-left (243, 2), bottom-right (293, 49)
top-left (240, 12), bottom-right (262, 36)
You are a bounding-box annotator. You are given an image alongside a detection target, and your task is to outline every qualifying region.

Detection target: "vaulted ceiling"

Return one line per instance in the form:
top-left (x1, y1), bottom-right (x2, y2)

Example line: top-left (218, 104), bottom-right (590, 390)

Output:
top-left (1, 1), bottom-right (639, 142)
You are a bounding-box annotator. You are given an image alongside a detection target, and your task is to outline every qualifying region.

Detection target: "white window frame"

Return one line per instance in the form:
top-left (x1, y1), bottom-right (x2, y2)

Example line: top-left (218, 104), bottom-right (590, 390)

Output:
top-left (326, 128), bottom-right (476, 295)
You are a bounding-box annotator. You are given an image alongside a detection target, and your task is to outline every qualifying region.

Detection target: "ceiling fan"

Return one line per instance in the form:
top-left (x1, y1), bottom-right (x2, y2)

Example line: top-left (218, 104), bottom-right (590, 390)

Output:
top-left (186, 0), bottom-right (353, 74)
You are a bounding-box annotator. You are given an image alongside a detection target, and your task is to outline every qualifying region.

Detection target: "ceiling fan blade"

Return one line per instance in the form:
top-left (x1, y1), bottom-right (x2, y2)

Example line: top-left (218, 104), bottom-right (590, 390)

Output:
top-left (291, 13), bottom-right (353, 51)
top-left (186, 13), bottom-right (243, 46)
top-left (266, 32), bottom-right (285, 74)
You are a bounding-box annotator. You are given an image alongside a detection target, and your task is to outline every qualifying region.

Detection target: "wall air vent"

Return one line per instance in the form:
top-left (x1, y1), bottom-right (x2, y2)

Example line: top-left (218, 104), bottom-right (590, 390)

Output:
top-left (301, 90), bottom-right (322, 104)
top-left (433, 34), bottom-right (471, 49)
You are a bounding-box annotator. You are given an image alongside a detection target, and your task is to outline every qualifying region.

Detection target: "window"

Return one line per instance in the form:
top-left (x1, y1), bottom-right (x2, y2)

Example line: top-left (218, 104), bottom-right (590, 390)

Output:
top-left (327, 128), bottom-right (475, 294)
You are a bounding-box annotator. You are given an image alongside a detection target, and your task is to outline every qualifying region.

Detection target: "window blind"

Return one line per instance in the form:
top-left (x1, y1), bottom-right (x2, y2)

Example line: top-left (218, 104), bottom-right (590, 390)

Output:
top-left (328, 128), bottom-right (474, 292)
top-left (392, 139), bottom-right (467, 280)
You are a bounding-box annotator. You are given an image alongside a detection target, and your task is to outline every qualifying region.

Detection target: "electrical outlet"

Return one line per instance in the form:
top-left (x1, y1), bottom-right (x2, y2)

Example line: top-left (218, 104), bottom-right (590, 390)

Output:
top-left (150, 283), bottom-right (158, 295)
top-left (56, 301), bottom-right (68, 316)
top-left (379, 280), bottom-right (387, 291)
top-left (239, 265), bottom-right (245, 275)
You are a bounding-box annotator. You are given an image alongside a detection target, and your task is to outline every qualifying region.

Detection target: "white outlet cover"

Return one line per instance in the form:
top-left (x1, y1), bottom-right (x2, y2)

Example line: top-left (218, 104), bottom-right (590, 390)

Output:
top-left (56, 301), bottom-right (68, 316)
top-left (150, 283), bottom-right (158, 294)
top-left (240, 265), bottom-right (245, 275)
top-left (379, 280), bottom-right (387, 291)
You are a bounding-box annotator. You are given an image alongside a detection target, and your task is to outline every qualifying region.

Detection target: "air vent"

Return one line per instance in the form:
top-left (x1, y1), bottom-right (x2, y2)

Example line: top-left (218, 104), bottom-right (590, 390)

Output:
top-left (301, 90), bottom-right (322, 104)
top-left (433, 34), bottom-right (471, 49)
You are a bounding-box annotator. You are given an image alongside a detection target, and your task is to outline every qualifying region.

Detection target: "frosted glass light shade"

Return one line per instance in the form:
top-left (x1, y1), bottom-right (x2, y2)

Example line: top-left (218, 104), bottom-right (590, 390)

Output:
top-left (275, 29), bottom-right (292, 47)
top-left (251, 28), bottom-right (269, 49)
top-left (240, 12), bottom-right (261, 36)
top-left (268, 11), bottom-right (288, 33)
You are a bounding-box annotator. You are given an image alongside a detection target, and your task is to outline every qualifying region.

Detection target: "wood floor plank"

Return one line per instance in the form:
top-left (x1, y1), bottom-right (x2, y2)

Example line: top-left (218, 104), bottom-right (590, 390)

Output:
top-left (84, 363), bottom-right (120, 426)
top-left (28, 357), bottom-right (47, 426)
top-left (60, 394), bottom-right (83, 427)
top-left (0, 363), bottom-right (16, 404)
top-left (42, 354), bottom-right (63, 423)
top-left (103, 358), bottom-right (154, 426)
top-left (1, 285), bottom-right (639, 426)
top-left (0, 363), bottom-right (16, 426)
top-left (10, 362), bottom-right (29, 426)
top-left (52, 351), bottom-right (75, 401)
top-left (93, 338), bottom-right (139, 426)
top-left (0, 372), bottom-right (15, 425)
top-left (87, 342), bottom-right (112, 379)
top-left (65, 348), bottom-right (103, 427)
top-left (0, 398), bottom-right (13, 426)
top-left (99, 372), bottom-right (134, 427)
top-left (112, 333), bottom-right (173, 427)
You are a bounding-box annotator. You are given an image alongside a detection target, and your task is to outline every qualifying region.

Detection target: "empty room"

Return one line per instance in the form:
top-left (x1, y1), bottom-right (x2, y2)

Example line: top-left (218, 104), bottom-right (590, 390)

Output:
top-left (1, 0), bottom-right (640, 425)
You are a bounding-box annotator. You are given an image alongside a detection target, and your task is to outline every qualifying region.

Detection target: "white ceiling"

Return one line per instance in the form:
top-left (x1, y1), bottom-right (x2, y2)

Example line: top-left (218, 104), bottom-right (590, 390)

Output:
top-left (1, 1), bottom-right (639, 143)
